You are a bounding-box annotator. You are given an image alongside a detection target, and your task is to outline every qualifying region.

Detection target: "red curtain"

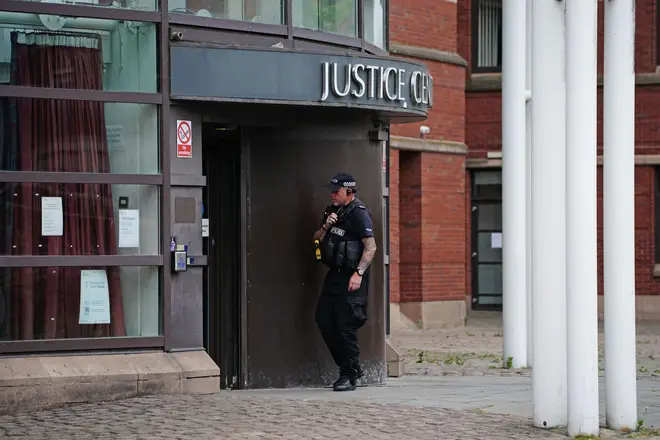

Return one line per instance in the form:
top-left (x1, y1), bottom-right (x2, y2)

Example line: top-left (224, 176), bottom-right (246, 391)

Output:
top-left (7, 34), bottom-right (126, 340)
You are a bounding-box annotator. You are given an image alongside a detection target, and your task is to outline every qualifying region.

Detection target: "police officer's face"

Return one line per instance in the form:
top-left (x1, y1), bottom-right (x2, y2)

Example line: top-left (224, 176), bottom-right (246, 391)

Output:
top-left (331, 188), bottom-right (350, 206)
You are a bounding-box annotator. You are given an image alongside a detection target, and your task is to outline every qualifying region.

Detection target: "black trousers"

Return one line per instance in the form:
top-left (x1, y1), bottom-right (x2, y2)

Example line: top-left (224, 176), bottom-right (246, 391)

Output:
top-left (315, 268), bottom-right (368, 379)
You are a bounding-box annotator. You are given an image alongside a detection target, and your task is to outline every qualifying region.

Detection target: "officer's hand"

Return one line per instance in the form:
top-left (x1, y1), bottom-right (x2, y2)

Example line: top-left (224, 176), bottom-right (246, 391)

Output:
top-left (324, 213), bottom-right (338, 230)
top-left (348, 273), bottom-right (362, 291)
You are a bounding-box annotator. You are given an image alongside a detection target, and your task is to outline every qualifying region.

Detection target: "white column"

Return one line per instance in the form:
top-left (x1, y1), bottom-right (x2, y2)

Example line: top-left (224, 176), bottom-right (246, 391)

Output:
top-left (604, 0), bottom-right (638, 431)
top-left (501, 0), bottom-right (527, 369)
top-left (525, 0), bottom-right (533, 368)
top-left (565, 0), bottom-right (600, 436)
top-left (531, 0), bottom-right (567, 428)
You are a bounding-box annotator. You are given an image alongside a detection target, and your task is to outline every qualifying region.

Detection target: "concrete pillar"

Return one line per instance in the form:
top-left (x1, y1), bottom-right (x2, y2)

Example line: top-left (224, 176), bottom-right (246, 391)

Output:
top-left (531, 0), bottom-right (567, 428)
top-left (603, 0), bottom-right (638, 431)
top-left (565, 0), bottom-right (600, 435)
top-left (501, 0), bottom-right (527, 369)
top-left (525, 0), bottom-right (533, 368)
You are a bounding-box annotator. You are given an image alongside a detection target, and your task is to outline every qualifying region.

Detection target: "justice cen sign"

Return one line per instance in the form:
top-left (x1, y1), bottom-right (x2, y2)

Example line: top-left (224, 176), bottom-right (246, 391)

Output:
top-left (170, 46), bottom-right (433, 118)
top-left (320, 61), bottom-right (433, 109)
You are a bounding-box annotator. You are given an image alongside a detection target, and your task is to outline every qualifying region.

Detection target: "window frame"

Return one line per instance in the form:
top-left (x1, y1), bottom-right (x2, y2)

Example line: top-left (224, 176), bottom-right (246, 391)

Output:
top-left (0, 0), bottom-right (390, 354)
top-left (471, 0), bottom-right (503, 74)
top-left (0, 0), bottom-right (168, 354)
top-left (167, 0), bottom-right (389, 55)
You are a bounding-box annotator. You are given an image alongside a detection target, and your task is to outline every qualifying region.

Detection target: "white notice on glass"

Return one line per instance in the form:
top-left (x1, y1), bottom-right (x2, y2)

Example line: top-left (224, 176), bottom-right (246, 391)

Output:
top-left (202, 218), bottom-right (209, 238)
top-left (79, 269), bottom-right (111, 325)
top-left (41, 197), bottom-right (63, 236)
top-left (118, 209), bottom-right (140, 248)
top-left (491, 232), bottom-right (502, 249)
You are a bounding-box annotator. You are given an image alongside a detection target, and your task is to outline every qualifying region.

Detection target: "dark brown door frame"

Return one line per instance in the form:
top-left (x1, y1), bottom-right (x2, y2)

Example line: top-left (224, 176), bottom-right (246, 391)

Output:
top-left (470, 170), bottom-right (503, 311)
top-left (202, 124), bottom-right (246, 389)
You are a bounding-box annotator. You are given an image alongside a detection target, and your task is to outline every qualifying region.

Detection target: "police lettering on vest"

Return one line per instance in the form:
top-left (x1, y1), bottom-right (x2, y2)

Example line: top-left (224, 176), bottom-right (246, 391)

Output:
top-left (319, 199), bottom-right (367, 270)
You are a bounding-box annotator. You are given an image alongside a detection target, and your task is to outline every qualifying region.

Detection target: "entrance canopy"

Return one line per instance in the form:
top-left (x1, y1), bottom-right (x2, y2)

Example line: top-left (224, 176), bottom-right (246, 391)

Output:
top-left (170, 45), bottom-right (433, 124)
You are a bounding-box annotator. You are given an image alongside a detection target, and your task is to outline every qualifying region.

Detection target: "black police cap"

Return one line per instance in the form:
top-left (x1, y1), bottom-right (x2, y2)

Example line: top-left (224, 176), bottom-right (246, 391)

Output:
top-left (326, 172), bottom-right (357, 190)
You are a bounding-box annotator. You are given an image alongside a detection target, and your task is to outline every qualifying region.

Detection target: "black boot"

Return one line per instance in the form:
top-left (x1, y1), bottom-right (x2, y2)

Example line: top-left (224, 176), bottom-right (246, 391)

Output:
top-left (333, 376), bottom-right (356, 392)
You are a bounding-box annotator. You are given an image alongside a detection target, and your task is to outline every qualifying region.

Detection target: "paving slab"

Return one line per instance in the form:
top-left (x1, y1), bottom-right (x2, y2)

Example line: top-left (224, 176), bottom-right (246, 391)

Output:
top-left (0, 385), bottom-right (564, 440)
top-left (1, 375), bottom-right (660, 439)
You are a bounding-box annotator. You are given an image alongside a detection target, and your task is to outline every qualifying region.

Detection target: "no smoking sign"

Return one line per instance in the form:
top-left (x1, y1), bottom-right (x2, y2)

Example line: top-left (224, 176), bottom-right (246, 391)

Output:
top-left (176, 120), bottom-right (193, 158)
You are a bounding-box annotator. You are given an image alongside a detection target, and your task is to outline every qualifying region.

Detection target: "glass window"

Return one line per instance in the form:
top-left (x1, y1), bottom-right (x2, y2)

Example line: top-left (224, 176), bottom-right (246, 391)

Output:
top-left (472, 170), bottom-right (502, 199)
top-left (0, 183), bottom-right (160, 255)
top-left (477, 232), bottom-right (502, 263)
top-left (9, 0), bottom-right (157, 12)
top-left (477, 204), bottom-right (502, 230)
top-left (364, 0), bottom-right (385, 48)
top-left (293, 0), bottom-right (357, 38)
top-left (477, 264), bottom-right (502, 295)
top-left (169, 0), bottom-right (283, 25)
top-left (0, 20), bottom-right (157, 93)
top-left (473, 0), bottom-right (502, 71)
top-left (0, 99), bottom-right (159, 174)
top-left (0, 265), bottom-right (161, 341)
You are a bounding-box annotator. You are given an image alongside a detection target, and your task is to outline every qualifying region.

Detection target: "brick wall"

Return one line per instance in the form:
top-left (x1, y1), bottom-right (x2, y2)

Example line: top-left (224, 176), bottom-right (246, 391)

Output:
top-left (420, 153), bottom-right (466, 302)
top-left (461, 0), bottom-right (660, 298)
top-left (594, 166), bottom-right (660, 296)
top-left (389, 0), bottom-right (469, 306)
top-left (390, 0), bottom-right (458, 52)
top-left (632, 167), bottom-right (658, 296)
top-left (391, 60), bottom-right (466, 143)
top-left (394, 150), bottom-right (467, 303)
top-left (398, 151), bottom-right (423, 302)
top-left (389, 149), bottom-right (401, 303)
top-left (466, 87), bottom-right (660, 159)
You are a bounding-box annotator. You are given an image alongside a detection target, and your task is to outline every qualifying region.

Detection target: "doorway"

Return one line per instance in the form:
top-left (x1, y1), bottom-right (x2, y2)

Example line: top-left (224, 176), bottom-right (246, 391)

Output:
top-left (470, 170), bottom-right (503, 310)
top-left (202, 123), bottom-right (242, 389)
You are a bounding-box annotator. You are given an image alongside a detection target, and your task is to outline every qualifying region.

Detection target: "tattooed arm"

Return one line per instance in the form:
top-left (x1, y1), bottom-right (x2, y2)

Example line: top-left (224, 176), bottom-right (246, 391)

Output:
top-left (357, 236), bottom-right (377, 272)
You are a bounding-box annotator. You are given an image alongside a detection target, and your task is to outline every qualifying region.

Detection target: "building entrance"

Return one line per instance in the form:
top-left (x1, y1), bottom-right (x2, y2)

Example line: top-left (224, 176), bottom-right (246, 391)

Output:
top-left (202, 123), bottom-right (242, 389)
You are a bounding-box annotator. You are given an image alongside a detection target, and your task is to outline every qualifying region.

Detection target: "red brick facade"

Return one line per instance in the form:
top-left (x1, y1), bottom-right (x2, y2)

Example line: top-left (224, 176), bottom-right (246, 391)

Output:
top-left (389, 0), bottom-right (660, 319)
top-left (389, 0), bottom-right (469, 311)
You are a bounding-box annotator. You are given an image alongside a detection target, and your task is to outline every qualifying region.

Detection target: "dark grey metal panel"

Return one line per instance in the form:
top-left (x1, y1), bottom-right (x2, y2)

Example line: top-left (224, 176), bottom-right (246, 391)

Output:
top-left (169, 187), bottom-right (204, 349)
top-left (170, 26), bottom-right (291, 49)
top-left (244, 115), bottom-right (386, 388)
top-left (170, 45), bottom-right (432, 118)
top-left (168, 103), bottom-right (205, 350)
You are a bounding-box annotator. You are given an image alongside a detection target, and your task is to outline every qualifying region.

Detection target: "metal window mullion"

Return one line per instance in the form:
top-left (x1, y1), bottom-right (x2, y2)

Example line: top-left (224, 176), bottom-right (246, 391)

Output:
top-left (0, 255), bottom-right (163, 268)
top-left (286, 0), bottom-right (294, 39)
top-left (358, 0), bottom-right (364, 47)
top-left (158, 0), bottom-right (173, 352)
top-left (0, 86), bottom-right (162, 104)
top-left (0, 171), bottom-right (163, 185)
top-left (0, 336), bottom-right (164, 354)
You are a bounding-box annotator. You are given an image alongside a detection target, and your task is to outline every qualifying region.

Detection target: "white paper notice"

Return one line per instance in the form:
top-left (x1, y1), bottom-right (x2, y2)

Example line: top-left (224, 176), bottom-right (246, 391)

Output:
top-left (202, 218), bottom-right (209, 238)
top-left (79, 269), bottom-right (111, 325)
top-left (118, 209), bottom-right (140, 248)
top-left (41, 197), bottom-right (63, 236)
top-left (491, 232), bottom-right (502, 249)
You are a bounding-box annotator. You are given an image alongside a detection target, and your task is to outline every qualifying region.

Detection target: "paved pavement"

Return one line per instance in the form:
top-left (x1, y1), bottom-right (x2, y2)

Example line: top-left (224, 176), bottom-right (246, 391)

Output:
top-left (3, 311), bottom-right (660, 439)
top-left (389, 311), bottom-right (660, 379)
top-left (0, 378), bottom-right (567, 440)
top-left (1, 376), bottom-right (659, 439)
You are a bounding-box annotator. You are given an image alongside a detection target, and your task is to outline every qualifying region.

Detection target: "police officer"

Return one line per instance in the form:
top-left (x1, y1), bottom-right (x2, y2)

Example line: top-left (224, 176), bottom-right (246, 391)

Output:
top-left (313, 172), bottom-right (378, 392)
